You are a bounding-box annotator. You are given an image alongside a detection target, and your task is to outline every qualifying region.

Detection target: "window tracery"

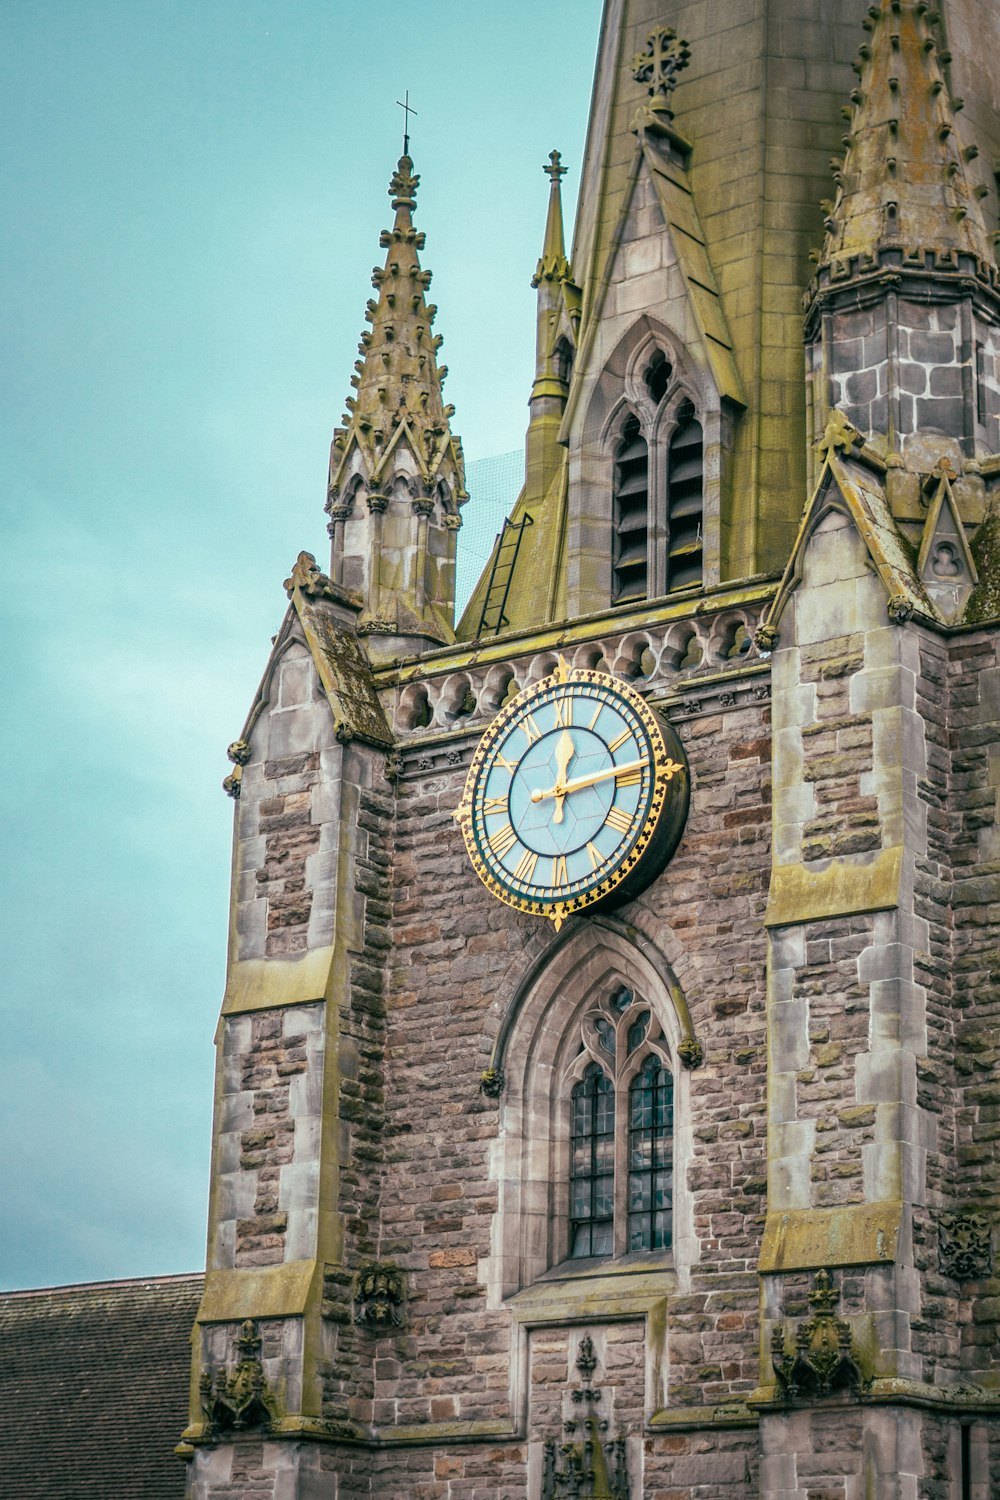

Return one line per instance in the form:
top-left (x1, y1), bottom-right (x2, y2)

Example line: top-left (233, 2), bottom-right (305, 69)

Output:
top-left (566, 984), bottom-right (673, 1261)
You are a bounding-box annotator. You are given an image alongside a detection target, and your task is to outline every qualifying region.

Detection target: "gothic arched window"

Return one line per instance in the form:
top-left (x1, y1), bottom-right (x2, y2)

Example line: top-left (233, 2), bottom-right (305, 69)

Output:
top-left (567, 986), bottom-right (674, 1261)
top-left (612, 414), bottom-right (648, 604)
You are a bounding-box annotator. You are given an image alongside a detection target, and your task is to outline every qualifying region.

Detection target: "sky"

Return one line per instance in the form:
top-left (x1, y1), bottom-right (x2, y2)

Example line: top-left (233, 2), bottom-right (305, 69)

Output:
top-left (0, 1), bottom-right (600, 1290)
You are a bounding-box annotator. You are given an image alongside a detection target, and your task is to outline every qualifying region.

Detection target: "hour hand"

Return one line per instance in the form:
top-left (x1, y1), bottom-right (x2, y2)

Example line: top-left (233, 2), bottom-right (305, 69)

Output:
top-left (552, 730), bottom-right (575, 824)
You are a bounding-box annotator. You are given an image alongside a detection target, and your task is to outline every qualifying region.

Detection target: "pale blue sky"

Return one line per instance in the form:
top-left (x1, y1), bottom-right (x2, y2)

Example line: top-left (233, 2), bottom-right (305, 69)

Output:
top-left (1, 1), bottom-right (599, 1288)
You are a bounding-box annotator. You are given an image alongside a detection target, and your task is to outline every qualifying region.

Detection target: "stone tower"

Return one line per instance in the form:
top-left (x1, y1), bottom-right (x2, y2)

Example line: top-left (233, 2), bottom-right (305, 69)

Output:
top-left (182, 3), bottom-right (1000, 1496)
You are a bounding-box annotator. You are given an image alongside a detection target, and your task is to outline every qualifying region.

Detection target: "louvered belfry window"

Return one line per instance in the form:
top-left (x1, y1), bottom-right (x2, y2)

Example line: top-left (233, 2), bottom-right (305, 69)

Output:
top-left (612, 414), bottom-right (648, 604)
top-left (666, 400), bottom-right (703, 589)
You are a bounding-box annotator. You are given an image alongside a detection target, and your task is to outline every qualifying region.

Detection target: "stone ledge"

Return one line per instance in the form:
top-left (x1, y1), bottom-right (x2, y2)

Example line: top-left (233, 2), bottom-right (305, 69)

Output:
top-left (764, 846), bottom-right (901, 927)
top-left (220, 948), bottom-right (336, 1015)
top-left (759, 1202), bottom-right (901, 1272)
top-left (647, 1400), bottom-right (757, 1431)
top-left (196, 1260), bottom-right (321, 1322)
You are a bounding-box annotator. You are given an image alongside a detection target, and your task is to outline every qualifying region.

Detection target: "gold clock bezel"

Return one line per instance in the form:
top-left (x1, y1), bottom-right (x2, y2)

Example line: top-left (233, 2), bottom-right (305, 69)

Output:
top-left (453, 659), bottom-right (688, 929)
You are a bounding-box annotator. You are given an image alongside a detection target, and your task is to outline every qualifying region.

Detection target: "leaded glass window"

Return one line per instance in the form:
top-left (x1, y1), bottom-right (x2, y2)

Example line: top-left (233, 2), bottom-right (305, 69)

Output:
top-left (627, 1055), bottom-right (674, 1252)
top-left (565, 987), bottom-right (674, 1261)
top-left (570, 1065), bottom-right (615, 1257)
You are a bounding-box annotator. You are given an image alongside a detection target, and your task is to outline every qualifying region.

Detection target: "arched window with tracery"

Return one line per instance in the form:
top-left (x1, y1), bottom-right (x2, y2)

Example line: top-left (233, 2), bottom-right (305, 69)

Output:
top-left (566, 984), bottom-right (674, 1261)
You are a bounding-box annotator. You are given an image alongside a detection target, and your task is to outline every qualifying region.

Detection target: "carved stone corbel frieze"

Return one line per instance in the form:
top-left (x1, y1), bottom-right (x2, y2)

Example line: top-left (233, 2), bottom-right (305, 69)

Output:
top-left (770, 1268), bottom-right (870, 1404)
top-left (541, 1335), bottom-right (630, 1500)
top-left (199, 1319), bottom-right (276, 1438)
top-left (354, 1262), bottom-right (406, 1329)
top-left (938, 1211), bottom-right (993, 1280)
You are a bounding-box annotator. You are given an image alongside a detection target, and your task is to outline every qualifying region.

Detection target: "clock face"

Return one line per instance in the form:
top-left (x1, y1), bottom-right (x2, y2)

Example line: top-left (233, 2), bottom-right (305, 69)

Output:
top-left (454, 660), bottom-right (688, 928)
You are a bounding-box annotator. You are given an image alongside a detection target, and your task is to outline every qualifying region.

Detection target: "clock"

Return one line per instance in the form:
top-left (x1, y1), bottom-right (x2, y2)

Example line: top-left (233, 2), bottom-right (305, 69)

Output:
top-left (453, 658), bottom-right (688, 929)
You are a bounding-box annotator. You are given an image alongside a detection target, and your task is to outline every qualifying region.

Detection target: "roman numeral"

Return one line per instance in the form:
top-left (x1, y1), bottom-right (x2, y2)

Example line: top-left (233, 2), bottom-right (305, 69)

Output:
top-left (586, 841), bottom-right (602, 871)
top-left (490, 823), bottom-right (518, 857)
top-left (615, 766), bottom-right (643, 788)
top-left (605, 805), bottom-right (634, 834)
top-left (607, 729), bottom-right (632, 753)
top-left (521, 713), bottom-right (543, 746)
top-left (554, 697), bottom-right (573, 728)
top-left (551, 854), bottom-right (568, 887)
top-left (513, 849), bottom-right (538, 883)
top-left (483, 795), bottom-right (509, 815)
top-left (587, 703), bottom-right (603, 731)
top-left (495, 752), bottom-right (517, 773)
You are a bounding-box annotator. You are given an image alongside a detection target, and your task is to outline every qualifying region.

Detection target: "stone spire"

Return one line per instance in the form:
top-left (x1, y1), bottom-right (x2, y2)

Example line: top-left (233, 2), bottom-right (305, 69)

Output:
top-left (325, 153), bottom-right (466, 656)
top-left (811, 0), bottom-right (996, 289)
top-left (525, 151), bottom-right (576, 507)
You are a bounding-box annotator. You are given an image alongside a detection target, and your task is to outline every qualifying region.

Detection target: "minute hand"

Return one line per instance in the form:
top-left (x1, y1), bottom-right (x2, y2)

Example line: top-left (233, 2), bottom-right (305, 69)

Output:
top-left (530, 756), bottom-right (648, 804)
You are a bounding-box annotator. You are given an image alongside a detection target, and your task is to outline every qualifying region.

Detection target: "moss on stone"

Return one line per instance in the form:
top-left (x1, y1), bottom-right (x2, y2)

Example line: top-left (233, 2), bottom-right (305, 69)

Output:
top-left (965, 507), bottom-right (1000, 623)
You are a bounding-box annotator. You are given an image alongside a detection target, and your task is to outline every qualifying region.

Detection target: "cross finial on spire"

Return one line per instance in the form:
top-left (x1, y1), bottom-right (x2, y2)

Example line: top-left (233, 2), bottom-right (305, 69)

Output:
top-left (396, 90), bottom-right (417, 156)
top-left (543, 149), bottom-right (567, 183)
top-left (632, 27), bottom-right (691, 117)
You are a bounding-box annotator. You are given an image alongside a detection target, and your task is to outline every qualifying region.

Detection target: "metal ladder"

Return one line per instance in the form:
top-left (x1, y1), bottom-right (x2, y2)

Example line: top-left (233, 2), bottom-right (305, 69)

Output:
top-left (476, 513), bottom-right (533, 637)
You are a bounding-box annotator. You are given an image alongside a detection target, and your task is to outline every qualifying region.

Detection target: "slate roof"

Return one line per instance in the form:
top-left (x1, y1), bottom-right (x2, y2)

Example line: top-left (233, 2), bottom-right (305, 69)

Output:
top-left (0, 1273), bottom-right (203, 1500)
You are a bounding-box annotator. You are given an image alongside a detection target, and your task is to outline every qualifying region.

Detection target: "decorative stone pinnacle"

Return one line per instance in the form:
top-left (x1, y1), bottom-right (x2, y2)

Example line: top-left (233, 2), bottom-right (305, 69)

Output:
top-left (543, 149), bottom-right (567, 183)
top-left (632, 26), bottom-right (691, 116)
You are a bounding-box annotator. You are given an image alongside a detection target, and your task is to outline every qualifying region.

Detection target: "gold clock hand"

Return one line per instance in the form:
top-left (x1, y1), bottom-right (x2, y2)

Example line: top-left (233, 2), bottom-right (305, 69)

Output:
top-left (551, 729), bottom-right (575, 825)
top-left (529, 756), bottom-right (648, 804)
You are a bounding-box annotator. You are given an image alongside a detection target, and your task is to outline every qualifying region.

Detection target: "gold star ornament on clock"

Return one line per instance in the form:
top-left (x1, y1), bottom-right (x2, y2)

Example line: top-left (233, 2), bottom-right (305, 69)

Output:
top-left (453, 658), bottom-right (689, 929)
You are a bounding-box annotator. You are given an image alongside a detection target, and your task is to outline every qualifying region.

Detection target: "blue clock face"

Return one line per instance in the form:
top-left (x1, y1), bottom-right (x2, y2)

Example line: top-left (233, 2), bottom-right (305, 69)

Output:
top-left (455, 664), bottom-right (688, 929)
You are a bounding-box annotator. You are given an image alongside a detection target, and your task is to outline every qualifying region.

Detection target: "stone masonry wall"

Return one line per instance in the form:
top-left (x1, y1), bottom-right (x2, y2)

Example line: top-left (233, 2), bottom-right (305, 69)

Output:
top-left (828, 300), bottom-right (1000, 458)
top-left (320, 770), bottom-right (396, 1433)
top-left (211, 1004), bottom-right (324, 1273)
top-left (946, 633), bottom-right (1000, 1387)
top-left (360, 683), bottom-right (770, 1495)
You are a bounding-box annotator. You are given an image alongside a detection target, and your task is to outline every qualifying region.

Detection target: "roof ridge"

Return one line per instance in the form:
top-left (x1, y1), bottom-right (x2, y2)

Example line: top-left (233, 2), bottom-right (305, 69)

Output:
top-left (0, 1270), bottom-right (204, 1298)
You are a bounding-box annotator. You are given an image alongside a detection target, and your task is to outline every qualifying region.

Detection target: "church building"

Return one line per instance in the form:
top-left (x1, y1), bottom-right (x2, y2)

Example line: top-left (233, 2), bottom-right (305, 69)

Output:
top-left (180, 2), bottom-right (1000, 1494)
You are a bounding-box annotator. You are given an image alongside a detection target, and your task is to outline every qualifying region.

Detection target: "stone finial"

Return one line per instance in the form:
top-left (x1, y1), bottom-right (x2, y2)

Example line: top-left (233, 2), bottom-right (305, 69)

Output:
top-left (632, 27), bottom-right (691, 118)
top-left (811, 0), bottom-right (995, 282)
top-left (283, 550), bottom-right (336, 599)
top-left (816, 408), bottom-right (862, 460)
